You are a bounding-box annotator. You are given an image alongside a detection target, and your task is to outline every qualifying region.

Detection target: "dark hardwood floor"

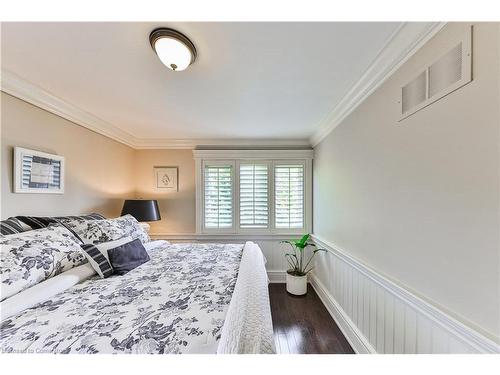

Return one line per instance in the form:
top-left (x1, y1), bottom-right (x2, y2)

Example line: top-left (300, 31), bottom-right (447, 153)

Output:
top-left (269, 283), bottom-right (354, 354)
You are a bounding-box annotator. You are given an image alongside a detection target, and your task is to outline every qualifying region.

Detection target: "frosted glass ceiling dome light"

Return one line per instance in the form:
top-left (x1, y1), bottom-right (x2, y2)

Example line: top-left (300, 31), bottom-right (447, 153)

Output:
top-left (149, 28), bottom-right (197, 71)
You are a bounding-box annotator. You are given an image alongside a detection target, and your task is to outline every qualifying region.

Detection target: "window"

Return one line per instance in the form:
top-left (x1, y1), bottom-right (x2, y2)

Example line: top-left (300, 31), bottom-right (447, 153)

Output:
top-left (204, 164), bottom-right (233, 229)
top-left (275, 164), bottom-right (304, 229)
top-left (194, 150), bottom-right (312, 234)
top-left (240, 163), bottom-right (269, 228)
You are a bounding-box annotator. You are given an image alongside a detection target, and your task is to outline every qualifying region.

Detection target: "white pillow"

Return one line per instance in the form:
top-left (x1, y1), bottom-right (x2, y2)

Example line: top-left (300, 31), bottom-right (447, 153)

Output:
top-left (80, 237), bottom-right (133, 278)
top-left (62, 215), bottom-right (150, 245)
top-left (0, 225), bottom-right (86, 301)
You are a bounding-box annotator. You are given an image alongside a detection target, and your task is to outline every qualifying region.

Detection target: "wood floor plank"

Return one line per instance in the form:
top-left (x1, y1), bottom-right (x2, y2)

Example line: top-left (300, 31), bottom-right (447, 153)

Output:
top-left (269, 283), bottom-right (355, 354)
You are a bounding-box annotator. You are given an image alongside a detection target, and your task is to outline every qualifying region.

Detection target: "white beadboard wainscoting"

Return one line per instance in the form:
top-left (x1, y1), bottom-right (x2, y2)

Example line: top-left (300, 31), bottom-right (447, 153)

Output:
top-left (150, 233), bottom-right (292, 282)
top-left (310, 235), bottom-right (500, 354)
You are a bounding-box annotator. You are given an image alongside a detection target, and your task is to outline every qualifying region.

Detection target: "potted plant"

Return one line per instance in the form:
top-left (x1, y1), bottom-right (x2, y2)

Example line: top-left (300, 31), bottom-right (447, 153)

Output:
top-left (281, 234), bottom-right (325, 296)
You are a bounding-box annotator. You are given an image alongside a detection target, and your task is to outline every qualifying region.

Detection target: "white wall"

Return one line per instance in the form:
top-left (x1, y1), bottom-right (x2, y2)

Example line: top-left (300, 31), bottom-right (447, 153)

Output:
top-left (312, 22), bottom-right (500, 345)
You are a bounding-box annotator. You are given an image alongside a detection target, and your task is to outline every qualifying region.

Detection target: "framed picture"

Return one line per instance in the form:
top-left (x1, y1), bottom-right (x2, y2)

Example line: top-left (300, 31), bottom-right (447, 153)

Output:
top-left (154, 166), bottom-right (178, 192)
top-left (14, 147), bottom-right (65, 194)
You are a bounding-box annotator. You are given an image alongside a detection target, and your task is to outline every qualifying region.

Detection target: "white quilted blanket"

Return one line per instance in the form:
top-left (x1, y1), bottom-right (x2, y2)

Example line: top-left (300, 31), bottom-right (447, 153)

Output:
top-left (218, 241), bottom-right (276, 354)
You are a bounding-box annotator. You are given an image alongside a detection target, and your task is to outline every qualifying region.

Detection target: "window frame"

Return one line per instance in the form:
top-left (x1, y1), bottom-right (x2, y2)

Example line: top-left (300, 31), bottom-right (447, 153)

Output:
top-left (194, 150), bottom-right (313, 235)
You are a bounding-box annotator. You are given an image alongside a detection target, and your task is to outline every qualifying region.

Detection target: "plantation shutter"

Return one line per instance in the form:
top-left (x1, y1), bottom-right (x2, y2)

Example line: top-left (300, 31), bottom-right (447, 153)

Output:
top-left (204, 165), bottom-right (233, 229)
top-left (239, 163), bottom-right (269, 228)
top-left (275, 164), bottom-right (304, 229)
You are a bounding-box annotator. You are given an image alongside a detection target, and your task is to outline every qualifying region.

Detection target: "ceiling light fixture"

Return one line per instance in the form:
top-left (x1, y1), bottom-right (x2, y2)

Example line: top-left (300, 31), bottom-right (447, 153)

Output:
top-left (149, 28), bottom-right (197, 72)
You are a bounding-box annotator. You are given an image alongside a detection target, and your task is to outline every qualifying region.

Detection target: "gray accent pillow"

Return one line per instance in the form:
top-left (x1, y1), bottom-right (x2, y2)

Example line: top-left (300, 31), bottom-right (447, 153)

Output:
top-left (107, 238), bottom-right (150, 275)
top-left (80, 237), bottom-right (133, 278)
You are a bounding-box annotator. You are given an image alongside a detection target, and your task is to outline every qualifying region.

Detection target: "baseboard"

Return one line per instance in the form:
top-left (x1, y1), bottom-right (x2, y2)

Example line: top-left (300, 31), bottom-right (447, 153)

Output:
top-left (310, 274), bottom-right (376, 354)
top-left (267, 270), bottom-right (286, 283)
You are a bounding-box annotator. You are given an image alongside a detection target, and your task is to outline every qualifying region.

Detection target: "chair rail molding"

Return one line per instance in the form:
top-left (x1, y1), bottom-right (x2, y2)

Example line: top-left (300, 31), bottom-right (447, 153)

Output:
top-left (310, 22), bottom-right (447, 147)
top-left (310, 234), bottom-right (500, 354)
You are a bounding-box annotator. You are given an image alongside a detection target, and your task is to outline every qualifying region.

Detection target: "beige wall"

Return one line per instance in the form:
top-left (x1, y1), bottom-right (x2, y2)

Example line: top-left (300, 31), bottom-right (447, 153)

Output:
top-left (313, 23), bottom-right (500, 338)
top-left (134, 149), bottom-right (196, 234)
top-left (1, 92), bottom-right (136, 218)
top-left (0, 92), bottom-right (197, 233)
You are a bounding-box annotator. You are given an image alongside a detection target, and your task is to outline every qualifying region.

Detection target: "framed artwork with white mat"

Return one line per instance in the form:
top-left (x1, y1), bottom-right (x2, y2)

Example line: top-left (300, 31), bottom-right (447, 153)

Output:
top-left (14, 147), bottom-right (65, 194)
top-left (154, 166), bottom-right (178, 192)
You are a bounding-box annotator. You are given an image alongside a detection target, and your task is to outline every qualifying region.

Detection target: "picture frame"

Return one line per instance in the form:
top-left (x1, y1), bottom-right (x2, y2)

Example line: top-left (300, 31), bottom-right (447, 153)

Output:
top-left (14, 147), bottom-right (65, 194)
top-left (154, 166), bottom-right (178, 192)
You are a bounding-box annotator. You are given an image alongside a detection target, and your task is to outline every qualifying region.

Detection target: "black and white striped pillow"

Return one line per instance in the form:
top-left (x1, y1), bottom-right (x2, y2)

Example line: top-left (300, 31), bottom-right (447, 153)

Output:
top-left (15, 216), bottom-right (58, 230)
top-left (81, 244), bottom-right (113, 278)
top-left (0, 217), bottom-right (26, 235)
top-left (80, 236), bottom-right (133, 278)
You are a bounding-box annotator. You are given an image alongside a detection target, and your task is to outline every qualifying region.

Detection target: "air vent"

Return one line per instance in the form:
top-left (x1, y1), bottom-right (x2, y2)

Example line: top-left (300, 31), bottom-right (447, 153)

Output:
top-left (402, 71), bottom-right (427, 114)
top-left (400, 26), bottom-right (472, 120)
top-left (429, 43), bottom-right (463, 97)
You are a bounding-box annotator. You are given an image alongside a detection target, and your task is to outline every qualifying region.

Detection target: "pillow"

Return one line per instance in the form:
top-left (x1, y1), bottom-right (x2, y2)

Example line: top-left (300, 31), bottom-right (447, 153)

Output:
top-left (15, 216), bottom-right (59, 229)
top-left (0, 217), bottom-right (27, 235)
top-left (0, 225), bottom-right (86, 301)
top-left (55, 213), bottom-right (106, 224)
top-left (107, 238), bottom-right (150, 275)
top-left (80, 237), bottom-right (132, 278)
top-left (64, 215), bottom-right (150, 245)
top-left (16, 213), bottom-right (105, 230)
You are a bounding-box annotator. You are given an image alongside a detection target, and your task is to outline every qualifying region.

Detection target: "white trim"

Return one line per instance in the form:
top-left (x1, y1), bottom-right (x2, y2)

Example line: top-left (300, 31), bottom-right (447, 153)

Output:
top-left (1, 70), bottom-right (138, 148)
top-left (133, 138), bottom-right (312, 149)
top-left (194, 150), bottom-right (313, 236)
top-left (311, 234), bottom-right (500, 354)
top-left (193, 149), bottom-right (313, 160)
top-left (149, 233), bottom-right (294, 241)
top-left (309, 274), bottom-right (376, 354)
top-left (2, 23), bottom-right (445, 150)
top-left (267, 271), bottom-right (287, 283)
top-left (1, 70), bottom-right (310, 150)
top-left (310, 22), bottom-right (447, 147)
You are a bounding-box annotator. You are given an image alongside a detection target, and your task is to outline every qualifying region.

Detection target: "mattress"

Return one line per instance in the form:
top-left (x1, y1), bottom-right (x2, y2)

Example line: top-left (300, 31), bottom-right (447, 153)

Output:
top-left (0, 240), bottom-right (275, 354)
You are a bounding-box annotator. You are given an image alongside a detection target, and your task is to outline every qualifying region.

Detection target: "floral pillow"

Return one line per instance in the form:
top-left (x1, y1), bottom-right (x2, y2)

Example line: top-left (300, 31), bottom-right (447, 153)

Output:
top-left (61, 215), bottom-right (150, 245)
top-left (0, 225), bottom-right (87, 301)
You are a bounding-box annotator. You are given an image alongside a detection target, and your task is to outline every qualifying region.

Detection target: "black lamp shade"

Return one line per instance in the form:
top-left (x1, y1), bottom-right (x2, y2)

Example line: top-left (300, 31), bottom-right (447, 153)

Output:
top-left (121, 200), bottom-right (161, 222)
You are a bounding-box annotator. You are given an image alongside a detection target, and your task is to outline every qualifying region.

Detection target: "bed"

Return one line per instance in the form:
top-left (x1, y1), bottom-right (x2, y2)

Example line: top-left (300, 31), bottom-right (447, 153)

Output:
top-left (0, 239), bottom-right (276, 354)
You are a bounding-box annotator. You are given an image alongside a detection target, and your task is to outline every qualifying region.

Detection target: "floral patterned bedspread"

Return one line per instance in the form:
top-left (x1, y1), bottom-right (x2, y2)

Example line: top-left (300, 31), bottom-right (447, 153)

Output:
top-left (0, 242), bottom-right (243, 354)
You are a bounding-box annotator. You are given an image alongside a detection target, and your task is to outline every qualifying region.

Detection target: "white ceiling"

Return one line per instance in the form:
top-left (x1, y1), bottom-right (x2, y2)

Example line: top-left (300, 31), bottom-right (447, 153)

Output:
top-left (1, 22), bottom-right (403, 143)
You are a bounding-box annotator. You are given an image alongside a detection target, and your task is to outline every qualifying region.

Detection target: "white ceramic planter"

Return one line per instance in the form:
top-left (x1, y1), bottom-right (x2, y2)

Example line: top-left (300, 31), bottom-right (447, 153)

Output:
top-left (286, 273), bottom-right (307, 296)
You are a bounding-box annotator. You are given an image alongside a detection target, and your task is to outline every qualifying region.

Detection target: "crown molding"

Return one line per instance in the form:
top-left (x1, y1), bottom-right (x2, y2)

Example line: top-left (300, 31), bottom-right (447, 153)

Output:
top-left (1, 23), bottom-right (445, 150)
top-left (1, 70), bottom-right (310, 150)
top-left (1, 70), bottom-right (139, 148)
top-left (132, 137), bottom-right (311, 149)
top-left (310, 22), bottom-right (447, 147)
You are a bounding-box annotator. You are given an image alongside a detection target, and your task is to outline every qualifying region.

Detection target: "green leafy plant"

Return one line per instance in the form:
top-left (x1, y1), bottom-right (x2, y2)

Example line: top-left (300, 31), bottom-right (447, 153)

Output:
top-left (281, 234), bottom-right (326, 277)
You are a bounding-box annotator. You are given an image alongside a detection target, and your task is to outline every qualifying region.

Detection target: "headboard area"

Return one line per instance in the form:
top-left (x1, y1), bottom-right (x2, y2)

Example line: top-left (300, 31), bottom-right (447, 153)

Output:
top-left (0, 213), bottom-right (106, 236)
